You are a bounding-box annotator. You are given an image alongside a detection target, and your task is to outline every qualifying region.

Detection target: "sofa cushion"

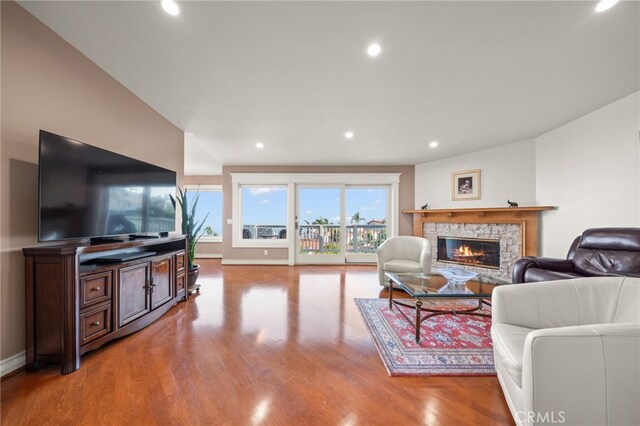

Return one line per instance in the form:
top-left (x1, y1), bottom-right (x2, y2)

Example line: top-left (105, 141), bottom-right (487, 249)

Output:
top-left (513, 228), bottom-right (640, 283)
top-left (491, 323), bottom-right (533, 388)
top-left (384, 259), bottom-right (421, 274)
top-left (572, 248), bottom-right (640, 277)
top-left (614, 278), bottom-right (640, 323)
top-left (523, 268), bottom-right (582, 282)
top-left (571, 228), bottom-right (640, 276)
top-left (579, 227), bottom-right (640, 251)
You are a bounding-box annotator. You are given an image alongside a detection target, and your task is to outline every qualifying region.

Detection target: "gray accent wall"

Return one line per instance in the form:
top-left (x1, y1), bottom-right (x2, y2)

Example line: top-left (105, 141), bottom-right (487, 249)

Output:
top-left (1, 2), bottom-right (184, 367)
top-left (221, 165), bottom-right (415, 261)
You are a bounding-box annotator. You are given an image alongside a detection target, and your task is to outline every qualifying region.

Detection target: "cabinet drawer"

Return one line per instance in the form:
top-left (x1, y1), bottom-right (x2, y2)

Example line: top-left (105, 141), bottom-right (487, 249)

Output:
top-left (176, 273), bottom-right (185, 292)
top-left (175, 251), bottom-right (186, 273)
top-left (80, 303), bottom-right (112, 346)
top-left (80, 271), bottom-right (112, 309)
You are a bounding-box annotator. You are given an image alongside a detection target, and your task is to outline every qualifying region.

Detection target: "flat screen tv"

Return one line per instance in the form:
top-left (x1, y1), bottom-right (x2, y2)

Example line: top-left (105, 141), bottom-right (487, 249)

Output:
top-left (39, 130), bottom-right (176, 242)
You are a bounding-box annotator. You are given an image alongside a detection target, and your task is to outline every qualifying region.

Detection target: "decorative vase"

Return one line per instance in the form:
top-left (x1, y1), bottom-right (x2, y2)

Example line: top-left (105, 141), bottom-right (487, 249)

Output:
top-left (186, 264), bottom-right (201, 294)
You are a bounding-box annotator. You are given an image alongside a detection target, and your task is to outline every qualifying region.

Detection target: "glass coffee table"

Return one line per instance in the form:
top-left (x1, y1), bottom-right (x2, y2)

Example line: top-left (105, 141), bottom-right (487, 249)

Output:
top-left (385, 270), bottom-right (510, 343)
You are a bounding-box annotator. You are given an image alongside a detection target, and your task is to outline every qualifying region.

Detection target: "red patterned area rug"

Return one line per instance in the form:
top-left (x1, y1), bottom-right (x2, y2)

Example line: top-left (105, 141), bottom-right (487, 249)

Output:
top-left (354, 298), bottom-right (496, 377)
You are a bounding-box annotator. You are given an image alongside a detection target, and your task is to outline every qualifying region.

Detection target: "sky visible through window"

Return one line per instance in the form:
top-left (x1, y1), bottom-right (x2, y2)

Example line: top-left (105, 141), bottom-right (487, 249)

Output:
top-left (345, 188), bottom-right (387, 225)
top-left (299, 188), bottom-right (340, 225)
top-left (186, 190), bottom-right (223, 236)
top-left (242, 187), bottom-right (287, 225)
top-left (240, 187), bottom-right (388, 226)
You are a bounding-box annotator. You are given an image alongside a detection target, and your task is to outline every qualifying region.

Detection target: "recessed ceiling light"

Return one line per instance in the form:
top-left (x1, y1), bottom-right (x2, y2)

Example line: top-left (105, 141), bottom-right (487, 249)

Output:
top-left (595, 0), bottom-right (619, 12)
top-left (429, 141), bottom-right (439, 148)
top-left (367, 43), bottom-right (382, 57)
top-left (161, 0), bottom-right (180, 16)
top-left (256, 142), bottom-right (264, 149)
top-left (344, 131), bottom-right (354, 140)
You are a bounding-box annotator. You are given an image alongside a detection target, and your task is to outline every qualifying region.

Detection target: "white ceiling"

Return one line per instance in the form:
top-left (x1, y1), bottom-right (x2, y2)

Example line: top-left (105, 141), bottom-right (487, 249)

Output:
top-left (19, 1), bottom-right (640, 175)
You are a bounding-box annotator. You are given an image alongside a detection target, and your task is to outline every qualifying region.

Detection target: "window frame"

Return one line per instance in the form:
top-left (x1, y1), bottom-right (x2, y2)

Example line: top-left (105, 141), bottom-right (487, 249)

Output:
top-left (184, 184), bottom-right (223, 243)
top-left (231, 173), bottom-right (400, 255)
top-left (233, 183), bottom-right (290, 248)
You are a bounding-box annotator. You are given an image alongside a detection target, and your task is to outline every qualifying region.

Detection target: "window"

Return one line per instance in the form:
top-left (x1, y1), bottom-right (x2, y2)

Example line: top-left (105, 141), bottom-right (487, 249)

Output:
top-left (185, 185), bottom-right (223, 242)
top-left (240, 185), bottom-right (288, 241)
top-left (345, 187), bottom-right (388, 254)
top-left (230, 173), bottom-right (399, 255)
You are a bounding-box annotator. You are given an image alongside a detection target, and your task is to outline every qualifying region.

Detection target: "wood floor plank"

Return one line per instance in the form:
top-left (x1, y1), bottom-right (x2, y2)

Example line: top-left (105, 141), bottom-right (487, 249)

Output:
top-left (1, 260), bottom-right (513, 425)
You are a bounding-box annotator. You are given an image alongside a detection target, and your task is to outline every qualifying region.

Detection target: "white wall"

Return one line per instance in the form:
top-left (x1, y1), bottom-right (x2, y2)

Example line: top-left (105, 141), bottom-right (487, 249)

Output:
top-left (414, 92), bottom-right (639, 259)
top-left (535, 92), bottom-right (640, 257)
top-left (414, 139), bottom-right (536, 209)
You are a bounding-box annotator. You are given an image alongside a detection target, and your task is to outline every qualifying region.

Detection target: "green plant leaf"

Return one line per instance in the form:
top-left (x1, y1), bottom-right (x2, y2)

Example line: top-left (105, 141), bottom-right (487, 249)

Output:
top-left (192, 213), bottom-right (209, 238)
top-left (174, 186), bottom-right (213, 268)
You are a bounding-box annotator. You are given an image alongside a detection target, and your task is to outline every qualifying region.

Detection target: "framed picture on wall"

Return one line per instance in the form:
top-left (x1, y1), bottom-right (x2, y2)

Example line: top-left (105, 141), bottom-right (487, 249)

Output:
top-left (451, 169), bottom-right (481, 201)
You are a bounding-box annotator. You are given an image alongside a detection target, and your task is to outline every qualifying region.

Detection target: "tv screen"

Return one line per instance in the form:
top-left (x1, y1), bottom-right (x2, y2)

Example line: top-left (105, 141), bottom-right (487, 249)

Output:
top-left (39, 130), bottom-right (176, 241)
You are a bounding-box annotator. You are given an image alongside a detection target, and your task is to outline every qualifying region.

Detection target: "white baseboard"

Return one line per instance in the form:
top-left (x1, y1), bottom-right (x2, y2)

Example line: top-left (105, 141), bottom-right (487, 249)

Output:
top-left (195, 254), bottom-right (222, 259)
top-left (221, 259), bottom-right (289, 265)
top-left (1, 351), bottom-right (25, 377)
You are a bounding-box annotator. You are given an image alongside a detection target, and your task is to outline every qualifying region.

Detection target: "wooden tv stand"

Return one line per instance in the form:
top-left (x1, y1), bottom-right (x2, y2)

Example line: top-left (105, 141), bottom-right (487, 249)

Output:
top-left (23, 235), bottom-right (188, 374)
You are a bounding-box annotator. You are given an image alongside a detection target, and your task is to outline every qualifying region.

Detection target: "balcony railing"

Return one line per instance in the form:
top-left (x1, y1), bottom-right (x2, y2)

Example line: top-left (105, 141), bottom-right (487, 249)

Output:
top-left (242, 225), bottom-right (287, 240)
top-left (242, 224), bottom-right (387, 254)
top-left (126, 217), bottom-right (175, 232)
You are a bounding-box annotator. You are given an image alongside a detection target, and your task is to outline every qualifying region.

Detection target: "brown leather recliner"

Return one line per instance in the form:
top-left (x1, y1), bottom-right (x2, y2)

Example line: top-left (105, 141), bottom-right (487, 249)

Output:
top-left (512, 227), bottom-right (640, 283)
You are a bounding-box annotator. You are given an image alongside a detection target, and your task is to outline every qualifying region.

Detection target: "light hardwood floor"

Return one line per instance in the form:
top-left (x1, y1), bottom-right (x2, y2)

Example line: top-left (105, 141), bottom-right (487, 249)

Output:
top-left (1, 260), bottom-right (513, 425)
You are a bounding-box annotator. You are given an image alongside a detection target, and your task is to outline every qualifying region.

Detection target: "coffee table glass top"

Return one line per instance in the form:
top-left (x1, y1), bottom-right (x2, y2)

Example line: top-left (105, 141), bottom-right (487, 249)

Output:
top-left (385, 270), bottom-right (509, 298)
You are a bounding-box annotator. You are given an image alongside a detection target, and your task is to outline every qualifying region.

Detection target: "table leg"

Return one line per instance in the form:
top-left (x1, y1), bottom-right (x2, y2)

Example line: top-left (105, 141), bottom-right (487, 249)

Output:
top-left (415, 299), bottom-right (423, 343)
top-left (388, 280), bottom-right (393, 310)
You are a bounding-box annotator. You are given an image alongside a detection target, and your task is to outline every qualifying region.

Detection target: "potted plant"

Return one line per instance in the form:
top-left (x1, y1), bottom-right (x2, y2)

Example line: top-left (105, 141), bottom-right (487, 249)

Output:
top-left (171, 188), bottom-right (209, 294)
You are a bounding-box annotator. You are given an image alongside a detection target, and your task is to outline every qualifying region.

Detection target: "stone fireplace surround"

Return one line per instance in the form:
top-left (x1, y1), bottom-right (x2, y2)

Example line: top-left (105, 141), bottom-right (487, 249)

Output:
top-left (404, 207), bottom-right (554, 282)
top-left (425, 222), bottom-right (521, 280)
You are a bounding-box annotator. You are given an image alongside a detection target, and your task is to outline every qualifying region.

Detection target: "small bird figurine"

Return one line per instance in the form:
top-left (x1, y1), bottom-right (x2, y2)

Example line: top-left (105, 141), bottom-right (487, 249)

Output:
top-left (507, 200), bottom-right (518, 208)
top-left (420, 203), bottom-right (429, 210)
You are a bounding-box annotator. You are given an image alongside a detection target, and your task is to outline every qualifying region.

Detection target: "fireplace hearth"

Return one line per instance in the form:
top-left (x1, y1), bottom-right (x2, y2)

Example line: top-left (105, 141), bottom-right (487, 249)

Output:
top-left (437, 237), bottom-right (500, 269)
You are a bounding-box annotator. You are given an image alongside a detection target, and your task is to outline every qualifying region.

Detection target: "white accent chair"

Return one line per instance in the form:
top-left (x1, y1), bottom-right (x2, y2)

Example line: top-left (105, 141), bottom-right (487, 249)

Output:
top-left (376, 236), bottom-right (431, 287)
top-left (491, 276), bottom-right (640, 426)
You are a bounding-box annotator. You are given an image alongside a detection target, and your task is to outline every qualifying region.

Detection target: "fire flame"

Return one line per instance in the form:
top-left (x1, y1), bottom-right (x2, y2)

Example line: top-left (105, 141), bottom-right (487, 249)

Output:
top-left (453, 245), bottom-right (484, 257)
top-left (439, 240), bottom-right (499, 269)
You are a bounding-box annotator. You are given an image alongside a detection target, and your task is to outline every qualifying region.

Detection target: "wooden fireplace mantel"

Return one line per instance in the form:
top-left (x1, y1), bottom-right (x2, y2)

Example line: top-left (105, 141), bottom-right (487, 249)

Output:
top-left (403, 206), bottom-right (555, 256)
top-left (403, 206), bottom-right (555, 216)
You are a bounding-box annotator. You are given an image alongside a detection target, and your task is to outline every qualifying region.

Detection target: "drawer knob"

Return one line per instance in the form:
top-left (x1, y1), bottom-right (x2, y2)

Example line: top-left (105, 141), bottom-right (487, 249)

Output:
top-left (91, 286), bottom-right (101, 292)
top-left (91, 321), bottom-right (100, 326)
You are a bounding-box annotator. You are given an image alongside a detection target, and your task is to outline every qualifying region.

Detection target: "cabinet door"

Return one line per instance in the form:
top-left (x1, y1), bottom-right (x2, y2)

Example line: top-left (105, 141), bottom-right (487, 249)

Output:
top-left (118, 263), bottom-right (150, 327)
top-left (151, 256), bottom-right (173, 310)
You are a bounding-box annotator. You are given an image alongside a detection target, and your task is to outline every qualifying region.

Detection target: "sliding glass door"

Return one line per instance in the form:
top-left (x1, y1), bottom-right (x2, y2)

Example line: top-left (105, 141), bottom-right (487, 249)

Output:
top-left (295, 185), bottom-right (389, 264)
top-left (296, 186), bottom-right (344, 264)
top-left (345, 187), bottom-right (389, 263)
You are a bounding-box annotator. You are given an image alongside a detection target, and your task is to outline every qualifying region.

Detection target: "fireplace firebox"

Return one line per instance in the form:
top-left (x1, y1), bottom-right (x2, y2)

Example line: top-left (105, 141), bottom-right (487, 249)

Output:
top-left (437, 237), bottom-right (500, 269)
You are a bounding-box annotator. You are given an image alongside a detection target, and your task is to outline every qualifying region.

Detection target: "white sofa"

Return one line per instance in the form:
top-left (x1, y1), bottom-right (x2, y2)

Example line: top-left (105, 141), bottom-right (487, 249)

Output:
top-left (376, 236), bottom-right (431, 287)
top-left (491, 276), bottom-right (640, 426)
